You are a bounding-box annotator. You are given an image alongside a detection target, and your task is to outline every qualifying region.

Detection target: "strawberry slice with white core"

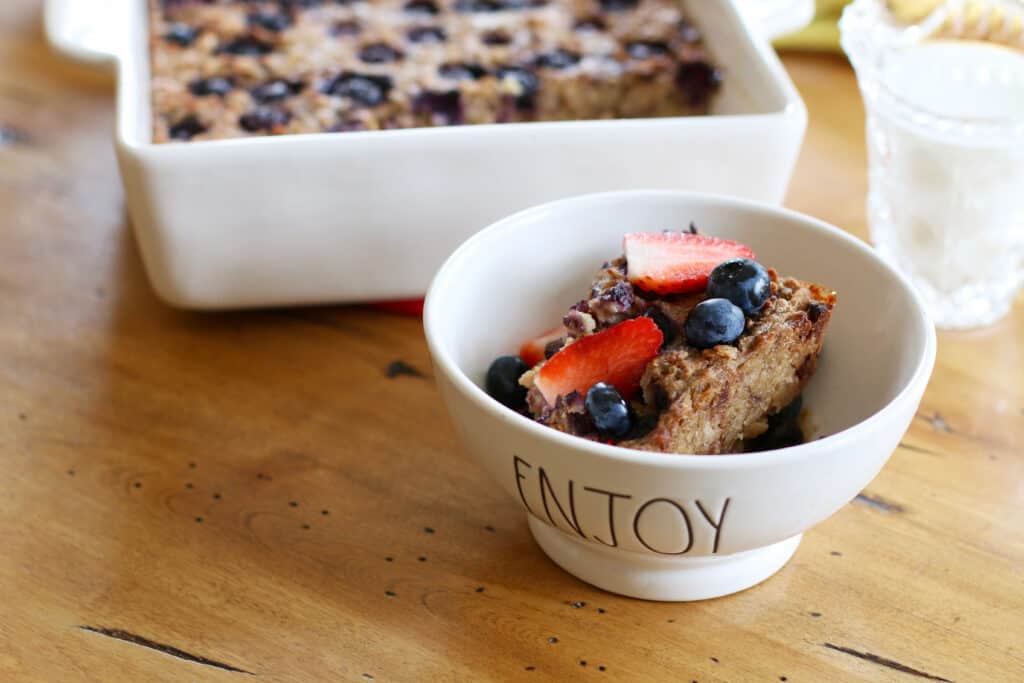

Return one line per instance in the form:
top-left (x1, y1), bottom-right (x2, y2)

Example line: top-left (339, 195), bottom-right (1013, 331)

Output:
top-left (624, 232), bottom-right (755, 295)
top-left (519, 326), bottom-right (568, 368)
top-left (534, 317), bottom-right (663, 405)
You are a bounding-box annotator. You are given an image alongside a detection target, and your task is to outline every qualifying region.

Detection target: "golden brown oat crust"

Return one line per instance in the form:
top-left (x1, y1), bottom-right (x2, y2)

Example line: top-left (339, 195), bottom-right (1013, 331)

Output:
top-left (149, 0), bottom-right (720, 141)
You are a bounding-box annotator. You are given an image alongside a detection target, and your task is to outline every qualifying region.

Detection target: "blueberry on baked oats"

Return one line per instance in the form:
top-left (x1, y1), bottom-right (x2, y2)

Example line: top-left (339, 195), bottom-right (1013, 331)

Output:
top-left (322, 73), bottom-right (393, 106)
top-left (676, 61), bottom-right (724, 106)
top-left (404, 0), bottom-right (440, 14)
top-left (408, 26), bottom-right (446, 43)
top-left (454, 0), bottom-right (502, 12)
top-left (486, 356), bottom-right (530, 411)
top-left (239, 107), bottom-right (291, 132)
top-left (168, 115), bottom-right (206, 140)
top-left (250, 79), bottom-right (303, 103)
top-left (414, 91), bottom-right (463, 124)
top-left (585, 383), bottom-right (632, 438)
top-left (481, 30), bottom-right (511, 45)
top-left (535, 49), bottom-right (581, 70)
top-left (683, 299), bottom-right (746, 349)
top-left (218, 35), bottom-right (274, 56)
top-left (707, 258), bottom-right (772, 316)
top-left (359, 43), bottom-right (404, 64)
top-left (439, 63), bottom-right (487, 81)
top-left (164, 23), bottom-right (198, 46)
top-left (627, 41), bottom-right (670, 60)
top-left (248, 11), bottom-right (291, 32)
top-left (189, 77), bottom-right (233, 97)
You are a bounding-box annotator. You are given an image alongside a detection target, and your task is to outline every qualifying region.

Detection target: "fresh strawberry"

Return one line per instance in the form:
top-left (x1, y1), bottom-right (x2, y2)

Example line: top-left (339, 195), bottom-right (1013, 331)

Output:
top-left (519, 326), bottom-right (568, 368)
top-left (624, 232), bottom-right (755, 295)
top-left (534, 317), bottom-right (663, 404)
top-left (367, 298), bottom-right (424, 316)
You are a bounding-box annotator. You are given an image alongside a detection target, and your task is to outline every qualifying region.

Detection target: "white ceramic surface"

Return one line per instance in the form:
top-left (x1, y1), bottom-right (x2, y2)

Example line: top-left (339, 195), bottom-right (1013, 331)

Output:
top-left (44, 0), bottom-right (813, 66)
top-left (424, 191), bottom-right (936, 601)
top-left (45, 0), bottom-right (806, 309)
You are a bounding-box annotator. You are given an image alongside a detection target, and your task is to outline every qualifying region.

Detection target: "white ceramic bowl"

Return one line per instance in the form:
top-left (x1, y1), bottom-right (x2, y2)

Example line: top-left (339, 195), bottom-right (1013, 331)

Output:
top-left (45, 0), bottom-right (805, 309)
top-left (424, 191), bottom-right (936, 601)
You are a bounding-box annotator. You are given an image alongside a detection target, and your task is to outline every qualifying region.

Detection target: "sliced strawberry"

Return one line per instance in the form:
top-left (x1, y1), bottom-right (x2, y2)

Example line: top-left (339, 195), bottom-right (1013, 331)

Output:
top-left (519, 326), bottom-right (568, 368)
top-left (366, 298), bottom-right (424, 316)
top-left (624, 232), bottom-right (755, 295)
top-left (535, 317), bottom-right (663, 404)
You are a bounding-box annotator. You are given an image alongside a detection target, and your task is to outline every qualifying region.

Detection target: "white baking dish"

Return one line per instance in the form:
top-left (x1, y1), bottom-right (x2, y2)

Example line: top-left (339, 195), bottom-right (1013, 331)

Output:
top-left (47, 0), bottom-right (807, 309)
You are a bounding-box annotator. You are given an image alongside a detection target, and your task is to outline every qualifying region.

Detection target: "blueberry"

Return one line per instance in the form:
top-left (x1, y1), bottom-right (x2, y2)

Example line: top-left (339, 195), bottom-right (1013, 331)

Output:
top-left (485, 356), bottom-right (528, 411)
top-left (414, 90), bottom-right (462, 124)
top-left (481, 30), bottom-right (511, 45)
top-left (330, 21), bottom-right (361, 37)
top-left (168, 115), bottom-right (205, 140)
top-left (535, 49), bottom-right (580, 70)
top-left (644, 307), bottom-right (676, 347)
top-left (359, 43), bottom-right (402, 64)
top-left (248, 12), bottom-right (291, 31)
top-left (501, 0), bottom-right (545, 8)
top-left (707, 258), bottom-right (771, 316)
top-left (746, 396), bottom-right (804, 452)
top-left (218, 36), bottom-right (274, 55)
top-left (250, 79), bottom-right (302, 103)
top-left (622, 411), bottom-right (659, 441)
top-left (454, 0), bottom-right (502, 12)
top-left (322, 73), bottom-right (392, 106)
top-left (684, 298), bottom-right (745, 349)
top-left (164, 23), bottom-right (198, 46)
top-left (675, 61), bottom-right (723, 106)
top-left (404, 0), bottom-right (439, 14)
top-left (807, 302), bottom-right (828, 323)
top-left (239, 107), bottom-right (291, 132)
top-left (496, 66), bottom-right (539, 110)
top-left (599, 0), bottom-right (637, 11)
top-left (439, 63), bottom-right (486, 81)
top-left (407, 26), bottom-right (445, 43)
top-left (627, 41), bottom-right (669, 60)
top-left (585, 383), bottom-right (632, 438)
top-left (188, 77), bottom-right (233, 97)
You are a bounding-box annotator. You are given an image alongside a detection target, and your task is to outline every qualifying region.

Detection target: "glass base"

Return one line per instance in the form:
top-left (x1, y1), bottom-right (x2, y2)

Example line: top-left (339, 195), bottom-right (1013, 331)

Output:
top-left (873, 238), bottom-right (1019, 330)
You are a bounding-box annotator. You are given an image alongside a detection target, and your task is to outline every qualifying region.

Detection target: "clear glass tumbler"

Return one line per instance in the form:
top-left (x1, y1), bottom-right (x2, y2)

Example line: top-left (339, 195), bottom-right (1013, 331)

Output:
top-left (841, 0), bottom-right (1024, 329)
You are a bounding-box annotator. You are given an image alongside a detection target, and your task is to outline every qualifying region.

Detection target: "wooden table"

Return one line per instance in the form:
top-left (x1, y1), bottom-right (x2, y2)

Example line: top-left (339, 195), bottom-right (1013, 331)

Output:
top-left (2, 2), bottom-right (1022, 679)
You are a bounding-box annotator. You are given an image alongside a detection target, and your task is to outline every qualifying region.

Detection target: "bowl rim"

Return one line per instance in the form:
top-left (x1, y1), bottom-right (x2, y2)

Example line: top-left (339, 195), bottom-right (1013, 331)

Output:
top-left (424, 190), bottom-right (937, 470)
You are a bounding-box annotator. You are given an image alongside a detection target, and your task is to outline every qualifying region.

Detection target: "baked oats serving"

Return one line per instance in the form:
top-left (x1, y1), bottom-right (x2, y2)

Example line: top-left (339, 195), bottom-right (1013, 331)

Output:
top-left (485, 229), bottom-right (836, 455)
top-left (149, 0), bottom-right (722, 142)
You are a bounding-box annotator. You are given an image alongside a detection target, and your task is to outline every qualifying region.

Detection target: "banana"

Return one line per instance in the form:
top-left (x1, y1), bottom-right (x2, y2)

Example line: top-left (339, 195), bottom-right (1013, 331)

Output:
top-left (885, 0), bottom-right (942, 23)
top-left (773, 17), bottom-right (843, 50)
top-left (815, 0), bottom-right (853, 18)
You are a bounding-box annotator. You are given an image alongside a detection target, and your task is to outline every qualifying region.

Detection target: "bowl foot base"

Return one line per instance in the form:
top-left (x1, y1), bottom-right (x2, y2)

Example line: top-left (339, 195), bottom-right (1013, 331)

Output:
top-left (528, 516), bottom-right (801, 601)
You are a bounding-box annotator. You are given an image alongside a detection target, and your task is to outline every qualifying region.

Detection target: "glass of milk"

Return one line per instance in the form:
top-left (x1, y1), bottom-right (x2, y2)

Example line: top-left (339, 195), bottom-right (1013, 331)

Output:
top-left (841, 0), bottom-right (1024, 329)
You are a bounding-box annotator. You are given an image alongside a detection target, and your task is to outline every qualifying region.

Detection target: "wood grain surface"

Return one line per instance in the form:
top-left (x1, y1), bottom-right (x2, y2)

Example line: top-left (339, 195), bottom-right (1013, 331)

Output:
top-left (2, 2), bottom-right (1023, 680)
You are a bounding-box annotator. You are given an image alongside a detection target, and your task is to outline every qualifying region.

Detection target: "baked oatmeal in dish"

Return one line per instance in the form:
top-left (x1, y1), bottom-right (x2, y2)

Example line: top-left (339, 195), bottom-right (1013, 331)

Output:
top-left (149, 0), bottom-right (723, 142)
top-left (485, 229), bottom-right (836, 455)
